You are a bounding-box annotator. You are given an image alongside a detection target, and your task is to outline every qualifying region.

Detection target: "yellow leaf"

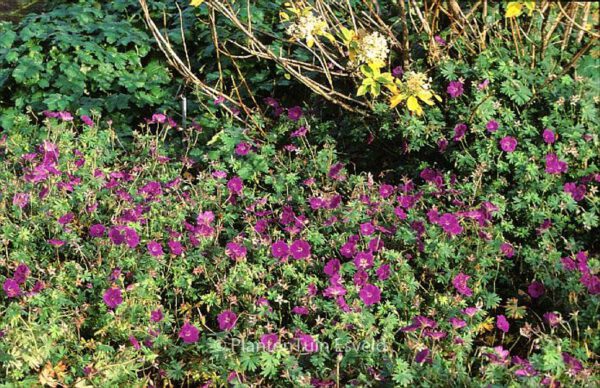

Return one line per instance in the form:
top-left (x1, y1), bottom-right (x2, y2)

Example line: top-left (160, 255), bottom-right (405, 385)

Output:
top-left (322, 32), bottom-right (336, 43)
top-left (340, 27), bottom-right (355, 44)
top-left (206, 130), bottom-right (223, 146)
top-left (279, 11), bottom-right (290, 21)
top-left (360, 64), bottom-right (373, 78)
top-left (376, 73), bottom-right (393, 85)
top-left (357, 84), bottom-right (369, 97)
top-left (406, 96), bottom-right (423, 115)
top-left (389, 93), bottom-right (407, 108)
top-left (505, 2), bottom-right (523, 18)
top-left (524, 2), bottom-right (535, 15)
top-left (476, 317), bottom-right (495, 334)
top-left (385, 83), bottom-right (398, 93)
top-left (306, 36), bottom-right (315, 48)
top-left (368, 63), bottom-right (381, 77)
top-left (417, 90), bottom-right (435, 105)
top-left (190, 0), bottom-right (205, 7)
top-left (368, 60), bottom-right (385, 70)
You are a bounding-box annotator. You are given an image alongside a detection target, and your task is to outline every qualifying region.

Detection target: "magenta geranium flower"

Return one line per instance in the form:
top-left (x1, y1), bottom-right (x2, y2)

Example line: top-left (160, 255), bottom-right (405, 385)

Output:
top-left (564, 182), bottom-right (586, 201)
top-left (376, 264), bottom-right (391, 281)
top-left (545, 153), bottom-right (568, 174)
top-left (150, 309), bottom-right (163, 323)
top-left (48, 239), bottom-right (65, 247)
top-left (287, 106), bottom-right (303, 121)
top-left (415, 348), bottom-right (431, 363)
top-left (452, 273), bottom-right (472, 296)
top-left (12, 193), bottom-right (30, 209)
top-left (500, 136), bottom-right (517, 152)
top-left (438, 138), bottom-right (448, 153)
top-left (261, 333), bottom-right (279, 351)
top-left (368, 237), bottom-right (384, 252)
top-left (438, 213), bottom-right (463, 236)
top-left (109, 227), bottom-right (125, 245)
top-left (359, 283), bottom-right (382, 306)
top-left (580, 272), bottom-right (600, 295)
top-left (543, 312), bottom-right (560, 327)
top-left (323, 284), bottom-right (347, 298)
top-left (235, 142), bottom-right (251, 156)
top-left (168, 240), bottom-right (184, 255)
top-left (453, 123), bottom-right (467, 141)
top-left (81, 115), bottom-right (94, 126)
top-left (178, 322), bottom-right (199, 343)
top-left (401, 316), bottom-right (438, 332)
top-left (323, 259), bottom-right (340, 277)
top-left (147, 241), bottom-right (164, 257)
top-left (434, 35), bottom-right (447, 46)
top-left (292, 306), bottom-right (309, 315)
top-left (150, 113), bottom-right (167, 124)
top-left (129, 336), bottom-right (141, 350)
top-left (340, 241), bottom-right (356, 258)
top-left (226, 242), bottom-right (247, 261)
top-left (296, 333), bottom-right (318, 353)
top-left (3, 278), bottom-right (21, 298)
top-left (562, 352), bottom-right (583, 375)
top-left (449, 317), bottom-right (467, 329)
top-left (496, 315), bottom-right (510, 333)
top-left (124, 227), bottom-right (140, 248)
top-left (28, 281), bottom-right (45, 296)
top-left (359, 222), bottom-right (375, 236)
top-left (291, 126), bottom-right (308, 137)
top-left (353, 251), bottom-right (374, 270)
top-left (527, 281), bottom-right (545, 299)
top-left (486, 120), bottom-right (499, 132)
top-left (217, 310), bottom-right (237, 331)
top-left (307, 283), bottom-right (317, 297)
top-left (447, 81), bottom-right (464, 98)
top-left (500, 242), bottom-right (515, 258)
top-left (353, 269), bottom-right (368, 286)
top-left (226, 176), bottom-right (243, 195)
top-left (379, 184), bottom-right (395, 198)
top-left (197, 210), bottom-right (215, 225)
top-left (328, 163), bottom-right (345, 181)
top-left (290, 240), bottom-right (311, 260)
top-left (58, 213), bottom-right (74, 226)
top-left (103, 287), bottom-right (123, 309)
top-left (271, 240), bottom-right (289, 259)
top-left (542, 128), bottom-right (555, 144)
top-left (462, 306), bottom-right (479, 316)
top-left (89, 224), bottom-right (105, 238)
top-left (13, 263), bottom-right (30, 284)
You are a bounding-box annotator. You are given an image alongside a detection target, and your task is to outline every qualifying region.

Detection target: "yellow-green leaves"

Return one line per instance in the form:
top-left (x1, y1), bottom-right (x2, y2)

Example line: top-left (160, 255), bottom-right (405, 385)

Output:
top-left (505, 2), bottom-right (535, 18)
top-left (190, 0), bottom-right (205, 7)
top-left (389, 72), bottom-right (440, 116)
top-left (339, 27), bottom-right (355, 46)
top-left (357, 63), bottom-right (393, 97)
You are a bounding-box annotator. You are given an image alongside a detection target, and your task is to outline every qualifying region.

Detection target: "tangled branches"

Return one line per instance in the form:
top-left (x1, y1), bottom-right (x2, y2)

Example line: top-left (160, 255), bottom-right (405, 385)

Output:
top-left (139, 0), bottom-right (597, 118)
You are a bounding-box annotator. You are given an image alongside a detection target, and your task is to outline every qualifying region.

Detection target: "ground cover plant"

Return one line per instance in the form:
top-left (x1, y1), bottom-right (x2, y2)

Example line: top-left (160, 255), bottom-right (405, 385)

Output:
top-left (0, 0), bottom-right (599, 387)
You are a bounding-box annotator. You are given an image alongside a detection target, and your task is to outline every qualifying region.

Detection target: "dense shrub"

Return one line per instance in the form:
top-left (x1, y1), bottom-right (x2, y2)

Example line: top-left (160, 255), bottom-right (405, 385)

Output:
top-left (0, 107), bottom-right (598, 385)
top-left (0, 0), bottom-right (177, 131)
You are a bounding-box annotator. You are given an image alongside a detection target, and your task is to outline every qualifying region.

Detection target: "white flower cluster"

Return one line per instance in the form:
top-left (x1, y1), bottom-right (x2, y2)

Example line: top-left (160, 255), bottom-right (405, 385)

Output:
top-left (355, 31), bottom-right (389, 65)
top-left (286, 12), bottom-right (328, 44)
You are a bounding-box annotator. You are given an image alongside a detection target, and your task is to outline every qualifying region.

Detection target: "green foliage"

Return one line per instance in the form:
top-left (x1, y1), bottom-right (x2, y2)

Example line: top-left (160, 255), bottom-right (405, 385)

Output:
top-left (0, 1), bottom-right (177, 131)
